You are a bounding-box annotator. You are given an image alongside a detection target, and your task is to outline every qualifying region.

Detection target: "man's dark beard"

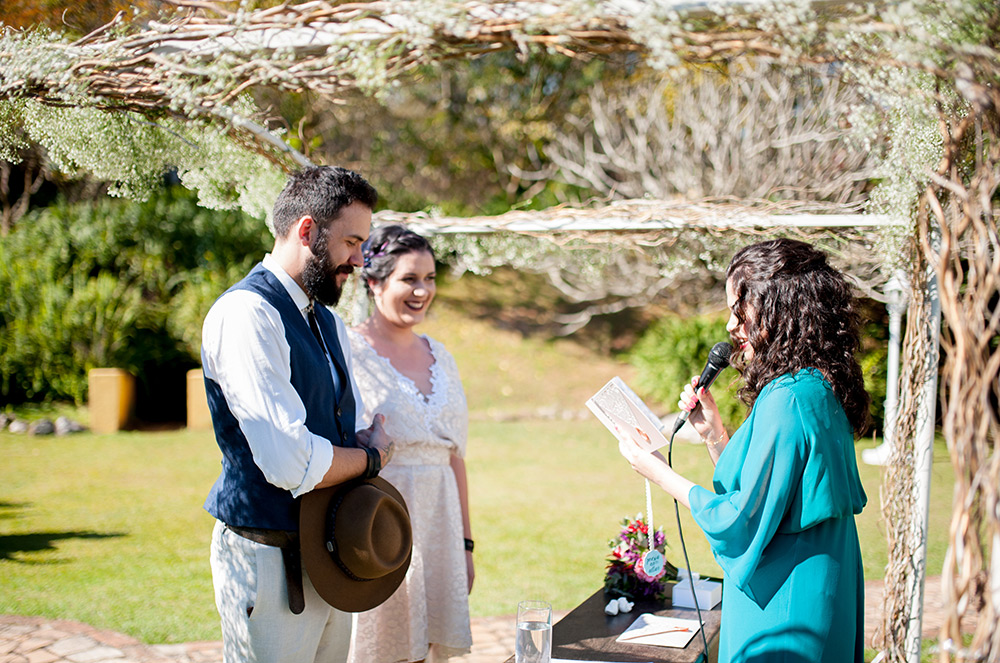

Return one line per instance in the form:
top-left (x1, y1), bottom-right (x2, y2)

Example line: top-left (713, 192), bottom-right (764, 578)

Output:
top-left (302, 241), bottom-right (353, 307)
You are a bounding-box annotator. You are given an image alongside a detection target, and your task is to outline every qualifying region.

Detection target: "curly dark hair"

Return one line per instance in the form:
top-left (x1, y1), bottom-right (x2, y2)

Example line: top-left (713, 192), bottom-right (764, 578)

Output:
top-left (360, 224), bottom-right (435, 297)
top-left (726, 238), bottom-right (871, 436)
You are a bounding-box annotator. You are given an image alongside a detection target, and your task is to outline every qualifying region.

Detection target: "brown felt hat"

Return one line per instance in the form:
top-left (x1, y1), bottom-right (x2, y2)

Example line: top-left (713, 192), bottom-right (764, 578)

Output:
top-left (300, 477), bottom-right (412, 613)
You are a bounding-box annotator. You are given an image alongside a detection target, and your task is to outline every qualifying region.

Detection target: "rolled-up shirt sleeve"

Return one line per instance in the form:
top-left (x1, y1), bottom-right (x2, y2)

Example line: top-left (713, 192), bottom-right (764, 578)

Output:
top-left (202, 289), bottom-right (333, 498)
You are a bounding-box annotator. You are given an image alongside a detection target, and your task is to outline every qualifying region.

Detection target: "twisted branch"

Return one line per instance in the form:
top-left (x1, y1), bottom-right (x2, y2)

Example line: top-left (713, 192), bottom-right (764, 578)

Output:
top-left (0, 0), bottom-right (976, 119)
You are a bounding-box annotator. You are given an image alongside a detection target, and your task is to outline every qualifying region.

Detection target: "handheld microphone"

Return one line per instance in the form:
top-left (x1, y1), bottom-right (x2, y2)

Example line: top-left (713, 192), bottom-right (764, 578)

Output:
top-left (671, 341), bottom-right (733, 435)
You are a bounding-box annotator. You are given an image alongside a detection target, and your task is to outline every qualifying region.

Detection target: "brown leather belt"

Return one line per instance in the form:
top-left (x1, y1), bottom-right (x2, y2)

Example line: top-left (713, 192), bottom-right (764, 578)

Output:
top-left (226, 525), bottom-right (305, 615)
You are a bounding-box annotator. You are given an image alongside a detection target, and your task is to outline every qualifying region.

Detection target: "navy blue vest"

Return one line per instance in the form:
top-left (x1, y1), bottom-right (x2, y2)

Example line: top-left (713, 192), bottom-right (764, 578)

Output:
top-left (203, 263), bottom-right (358, 531)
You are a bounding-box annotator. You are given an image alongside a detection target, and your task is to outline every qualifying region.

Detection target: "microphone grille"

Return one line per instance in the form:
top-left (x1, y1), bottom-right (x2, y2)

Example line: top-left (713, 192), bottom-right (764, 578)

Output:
top-left (709, 341), bottom-right (733, 366)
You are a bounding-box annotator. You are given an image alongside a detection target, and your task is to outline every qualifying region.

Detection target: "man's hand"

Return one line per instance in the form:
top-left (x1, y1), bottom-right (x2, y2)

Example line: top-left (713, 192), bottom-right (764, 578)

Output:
top-left (356, 413), bottom-right (394, 467)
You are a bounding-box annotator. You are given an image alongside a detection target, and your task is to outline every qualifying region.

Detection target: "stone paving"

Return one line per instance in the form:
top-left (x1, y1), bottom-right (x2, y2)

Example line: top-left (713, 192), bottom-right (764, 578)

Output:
top-left (0, 577), bottom-right (979, 663)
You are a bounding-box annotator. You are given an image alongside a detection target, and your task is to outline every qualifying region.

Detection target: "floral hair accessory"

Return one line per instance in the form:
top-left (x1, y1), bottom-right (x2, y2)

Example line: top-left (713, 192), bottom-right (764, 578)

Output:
top-left (604, 514), bottom-right (677, 602)
top-left (363, 242), bottom-right (387, 268)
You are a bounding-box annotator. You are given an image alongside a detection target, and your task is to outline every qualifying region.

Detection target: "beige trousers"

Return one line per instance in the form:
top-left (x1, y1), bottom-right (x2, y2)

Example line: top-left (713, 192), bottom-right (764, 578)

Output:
top-left (210, 520), bottom-right (352, 663)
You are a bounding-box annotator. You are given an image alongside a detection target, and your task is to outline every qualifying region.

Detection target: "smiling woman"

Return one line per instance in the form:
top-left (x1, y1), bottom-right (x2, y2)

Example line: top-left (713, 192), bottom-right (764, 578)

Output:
top-left (346, 225), bottom-right (474, 663)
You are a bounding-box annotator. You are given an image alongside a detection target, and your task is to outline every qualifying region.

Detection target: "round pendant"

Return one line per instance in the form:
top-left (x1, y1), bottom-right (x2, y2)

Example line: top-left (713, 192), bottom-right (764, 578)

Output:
top-left (636, 549), bottom-right (667, 582)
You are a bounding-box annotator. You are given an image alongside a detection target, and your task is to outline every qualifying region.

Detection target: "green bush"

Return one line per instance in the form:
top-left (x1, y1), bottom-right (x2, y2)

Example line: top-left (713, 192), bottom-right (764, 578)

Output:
top-left (627, 312), bottom-right (745, 431)
top-left (166, 268), bottom-right (251, 359)
top-left (860, 342), bottom-right (888, 432)
top-left (0, 186), bottom-right (270, 409)
top-left (856, 298), bottom-right (892, 433)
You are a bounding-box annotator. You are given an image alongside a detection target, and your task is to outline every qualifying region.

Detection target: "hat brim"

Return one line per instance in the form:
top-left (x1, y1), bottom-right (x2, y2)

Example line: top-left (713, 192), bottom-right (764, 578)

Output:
top-left (300, 476), bottom-right (411, 613)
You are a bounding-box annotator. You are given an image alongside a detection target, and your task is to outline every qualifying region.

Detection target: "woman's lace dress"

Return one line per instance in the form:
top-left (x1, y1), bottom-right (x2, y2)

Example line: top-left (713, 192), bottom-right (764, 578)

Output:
top-left (346, 329), bottom-right (472, 663)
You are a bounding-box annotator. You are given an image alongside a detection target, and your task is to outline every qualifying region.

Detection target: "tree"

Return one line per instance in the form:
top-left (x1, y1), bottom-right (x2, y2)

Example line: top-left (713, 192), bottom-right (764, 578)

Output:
top-left (0, 142), bottom-right (45, 234)
top-left (534, 61), bottom-right (879, 205)
top-left (0, 0), bottom-right (138, 35)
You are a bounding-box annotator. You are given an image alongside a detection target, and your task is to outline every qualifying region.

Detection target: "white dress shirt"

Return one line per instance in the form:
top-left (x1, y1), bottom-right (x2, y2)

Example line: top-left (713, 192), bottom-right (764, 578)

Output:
top-left (201, 254), bottom-right (365, 498)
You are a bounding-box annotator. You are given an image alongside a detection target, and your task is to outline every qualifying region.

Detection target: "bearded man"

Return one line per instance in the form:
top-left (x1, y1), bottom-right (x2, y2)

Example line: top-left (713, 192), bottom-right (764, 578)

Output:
top-left (200, 166), bottom-right (394, 663)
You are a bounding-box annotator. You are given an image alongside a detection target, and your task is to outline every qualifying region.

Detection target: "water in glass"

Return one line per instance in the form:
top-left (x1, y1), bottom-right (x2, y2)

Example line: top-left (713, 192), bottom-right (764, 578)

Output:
top-left (515, 619), bottom-right (551, 663)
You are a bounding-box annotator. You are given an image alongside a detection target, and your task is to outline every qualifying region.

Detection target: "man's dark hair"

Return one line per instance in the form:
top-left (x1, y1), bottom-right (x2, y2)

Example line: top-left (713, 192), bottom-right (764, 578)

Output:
top-left (271, 166), bottom-right (378, 237)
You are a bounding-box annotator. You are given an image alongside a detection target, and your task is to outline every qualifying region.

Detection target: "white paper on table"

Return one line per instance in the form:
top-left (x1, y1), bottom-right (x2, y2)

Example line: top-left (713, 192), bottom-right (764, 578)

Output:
top-left (614, 613), bottom-right (701, 648)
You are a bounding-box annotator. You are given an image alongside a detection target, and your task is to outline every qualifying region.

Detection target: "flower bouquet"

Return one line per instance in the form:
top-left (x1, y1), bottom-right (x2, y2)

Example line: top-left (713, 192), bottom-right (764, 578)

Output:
top-left (604, 514), bottom-right (677, 602)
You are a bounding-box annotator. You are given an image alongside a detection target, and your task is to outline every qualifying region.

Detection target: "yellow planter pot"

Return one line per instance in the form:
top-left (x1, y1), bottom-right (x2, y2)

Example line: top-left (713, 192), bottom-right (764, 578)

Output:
top-left (186, 368), bottom-right (213, 431)
top-left (87, 368), bottom-right (135, 434)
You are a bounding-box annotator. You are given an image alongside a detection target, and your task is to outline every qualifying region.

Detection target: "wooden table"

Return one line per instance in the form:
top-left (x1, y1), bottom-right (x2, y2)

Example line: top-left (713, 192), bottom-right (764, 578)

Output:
top-left (505, 584), bottom-right (721, 663)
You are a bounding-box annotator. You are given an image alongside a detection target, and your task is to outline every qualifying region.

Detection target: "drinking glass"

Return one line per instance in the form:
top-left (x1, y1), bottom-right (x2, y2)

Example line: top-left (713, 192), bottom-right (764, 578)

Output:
top-left (515, 599), bottom-right (552, 663)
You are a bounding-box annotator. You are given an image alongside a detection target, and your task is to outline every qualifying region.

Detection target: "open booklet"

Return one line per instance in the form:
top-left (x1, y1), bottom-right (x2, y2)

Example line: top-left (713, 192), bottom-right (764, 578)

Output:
top-left (586, 377), bottom-right (669, 453)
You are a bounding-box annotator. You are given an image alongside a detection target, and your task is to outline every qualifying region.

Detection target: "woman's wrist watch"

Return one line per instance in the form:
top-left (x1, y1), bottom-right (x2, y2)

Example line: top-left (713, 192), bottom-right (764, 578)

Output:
top-left (463, 538), bottom-right (474, 553)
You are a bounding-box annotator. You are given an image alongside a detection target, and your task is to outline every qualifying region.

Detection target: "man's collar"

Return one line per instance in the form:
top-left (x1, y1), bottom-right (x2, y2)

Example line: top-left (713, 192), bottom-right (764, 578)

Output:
top-left (262, 253), bottom-right (311, 312)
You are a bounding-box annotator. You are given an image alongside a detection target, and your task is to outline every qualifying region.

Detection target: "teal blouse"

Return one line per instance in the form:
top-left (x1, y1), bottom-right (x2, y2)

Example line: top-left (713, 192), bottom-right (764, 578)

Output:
top-left (689, 369), bottom-right (867, 663)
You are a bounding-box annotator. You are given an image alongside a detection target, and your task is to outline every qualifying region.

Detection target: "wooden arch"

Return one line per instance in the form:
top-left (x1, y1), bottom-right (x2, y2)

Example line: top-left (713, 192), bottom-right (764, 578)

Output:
top-left (2, 2), bottom-right (998, 661)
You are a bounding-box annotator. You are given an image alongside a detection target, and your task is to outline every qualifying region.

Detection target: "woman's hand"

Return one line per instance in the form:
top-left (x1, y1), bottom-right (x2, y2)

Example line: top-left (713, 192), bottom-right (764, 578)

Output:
top-left (678, 375), bottom-right (724, 440)
top-left (618, 431), bottom-right (668, 483)
top-left (465, 552), bottom-right (475, 593)
top-left (617, 432), bottom-right (695, 509)
top-left (678, 376), bottom-right (730, 462)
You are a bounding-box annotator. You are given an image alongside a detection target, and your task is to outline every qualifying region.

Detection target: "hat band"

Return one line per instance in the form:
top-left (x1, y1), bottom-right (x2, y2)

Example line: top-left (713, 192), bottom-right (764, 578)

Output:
top-left (325, 491), bottom-right (374, 583)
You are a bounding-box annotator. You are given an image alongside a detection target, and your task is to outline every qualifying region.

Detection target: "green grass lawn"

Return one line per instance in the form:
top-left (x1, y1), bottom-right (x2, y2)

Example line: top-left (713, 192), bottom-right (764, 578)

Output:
top-left (1, 429), bottom-right (221, 643)
top-left (0, 422), bottom-right (953, 645)
top-left (418, 300), bottom-right (638, 416)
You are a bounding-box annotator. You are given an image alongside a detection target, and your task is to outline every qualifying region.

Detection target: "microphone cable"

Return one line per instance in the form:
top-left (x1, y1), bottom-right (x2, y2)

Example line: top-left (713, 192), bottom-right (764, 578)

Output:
top-left (666, 424), bottom-right (710, 658)
top-left (649, 341), bottom-right (727, 657)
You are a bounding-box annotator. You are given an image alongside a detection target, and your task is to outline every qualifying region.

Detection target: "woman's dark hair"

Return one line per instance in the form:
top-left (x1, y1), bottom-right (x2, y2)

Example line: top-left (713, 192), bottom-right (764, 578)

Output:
top-left (727, 238), bottom-right (871, 436)
top-left (360, 225), bottom-right (435, 297)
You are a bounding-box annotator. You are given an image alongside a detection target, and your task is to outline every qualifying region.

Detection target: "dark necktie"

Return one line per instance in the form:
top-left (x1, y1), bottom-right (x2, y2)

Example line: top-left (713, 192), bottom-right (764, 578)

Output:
top-left (306, 302), bottom-right (345, 399)
top-left (306, 303), bottom-right (328, 356)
